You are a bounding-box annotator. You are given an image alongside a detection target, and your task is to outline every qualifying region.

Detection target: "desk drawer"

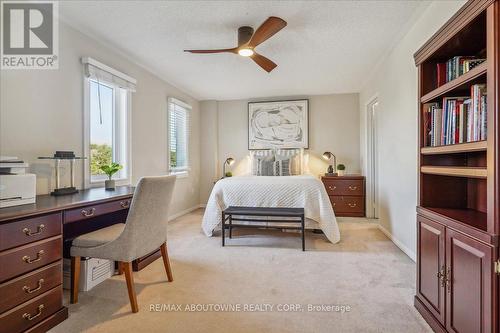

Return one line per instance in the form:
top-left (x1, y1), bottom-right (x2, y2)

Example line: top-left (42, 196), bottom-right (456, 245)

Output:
top-left (330, 196), bottom-right (365, 215)
top-left (64, 199), bottom-right (131, 224)
top-left (0, 261), bottom-right (62, 313)
top-left (0, 213), bottom-right (62, 252)
top-left (0, 236), bottom-right (62, 283)
top-left (323, 179), bottom-right (364, 196)
top-left (0, 286), bottom-right (62, 333)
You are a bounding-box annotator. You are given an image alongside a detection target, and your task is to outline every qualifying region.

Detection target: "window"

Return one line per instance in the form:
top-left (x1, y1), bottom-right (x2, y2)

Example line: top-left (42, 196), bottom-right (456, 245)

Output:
top-left (83, 57), bottom-right (135, 186)
top-left (168, 98), bottom-right (191, 173)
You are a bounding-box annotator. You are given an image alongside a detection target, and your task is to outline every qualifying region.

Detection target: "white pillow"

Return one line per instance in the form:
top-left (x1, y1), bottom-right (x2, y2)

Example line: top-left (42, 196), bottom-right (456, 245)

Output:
top-left (274, 158), bottom-right (291, 176)
top-left (275, 151), bottom-right (301, 175)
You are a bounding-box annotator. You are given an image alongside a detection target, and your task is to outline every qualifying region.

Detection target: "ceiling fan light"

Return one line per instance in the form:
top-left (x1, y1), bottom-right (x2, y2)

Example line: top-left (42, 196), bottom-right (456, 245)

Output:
top-left (238, 48), bottom-right (254, 57)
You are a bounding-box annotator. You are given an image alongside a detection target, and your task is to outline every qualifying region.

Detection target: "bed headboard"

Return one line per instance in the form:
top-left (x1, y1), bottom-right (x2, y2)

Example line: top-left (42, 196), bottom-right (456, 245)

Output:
top-left (249, 148), bottom-right (304, 175)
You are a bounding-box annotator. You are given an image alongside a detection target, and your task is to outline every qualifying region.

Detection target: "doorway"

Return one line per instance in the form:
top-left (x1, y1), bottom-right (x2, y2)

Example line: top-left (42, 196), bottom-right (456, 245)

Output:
top-left (366, 98), bottom-right (379, 219)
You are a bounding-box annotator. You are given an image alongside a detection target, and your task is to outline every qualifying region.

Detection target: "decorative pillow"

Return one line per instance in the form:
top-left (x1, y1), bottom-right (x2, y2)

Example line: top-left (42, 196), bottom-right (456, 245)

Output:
top-left (275, 151), bottom-right (301, 175)
top-left (275, 159), bottom-right (291, 176)
top-left (251, 153), bottom-right (271, 175)
top-left (258, 158), bottom-right (275, 176)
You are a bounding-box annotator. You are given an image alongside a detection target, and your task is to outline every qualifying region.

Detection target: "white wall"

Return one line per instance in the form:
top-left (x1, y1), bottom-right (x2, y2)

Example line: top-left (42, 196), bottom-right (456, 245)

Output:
top-left (359, 0), bottom-right (466, 260)
top-left (200, 94), bottom-right (360, 203)
top-left (0, 21), bottom-right (201, 216)
top-left (199, 100), bottom-right (219, 204)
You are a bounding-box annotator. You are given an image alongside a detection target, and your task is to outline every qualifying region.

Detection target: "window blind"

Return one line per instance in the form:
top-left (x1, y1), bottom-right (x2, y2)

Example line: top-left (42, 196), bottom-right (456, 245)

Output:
top-left (169, 98), bottom-right (191, 172)
top-left (82, 57), bottom-right (137, 92)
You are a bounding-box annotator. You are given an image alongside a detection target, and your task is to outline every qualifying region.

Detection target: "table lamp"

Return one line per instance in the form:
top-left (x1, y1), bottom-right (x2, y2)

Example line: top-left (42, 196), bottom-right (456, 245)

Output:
top-left (223, 157), bottom-right (235, 177)
top-left (322, 152), bottom-right (337, 176)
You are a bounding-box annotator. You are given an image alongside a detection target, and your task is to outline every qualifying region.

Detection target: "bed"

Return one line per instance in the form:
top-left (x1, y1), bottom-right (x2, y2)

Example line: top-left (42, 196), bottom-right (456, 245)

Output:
top-left (201, 149), bottom-right (340, 244)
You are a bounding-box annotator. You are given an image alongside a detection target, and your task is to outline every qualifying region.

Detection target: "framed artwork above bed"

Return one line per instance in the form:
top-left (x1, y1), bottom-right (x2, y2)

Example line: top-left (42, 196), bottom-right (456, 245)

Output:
top-left (248, 99), bottom-right (309, 150)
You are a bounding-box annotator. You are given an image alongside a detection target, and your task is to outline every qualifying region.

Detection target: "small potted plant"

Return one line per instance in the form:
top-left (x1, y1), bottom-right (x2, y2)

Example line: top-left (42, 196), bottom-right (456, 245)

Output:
top-left (100, 162), bottom-right (123, 190)
top-left (337, 164), bottom-right (346, 176)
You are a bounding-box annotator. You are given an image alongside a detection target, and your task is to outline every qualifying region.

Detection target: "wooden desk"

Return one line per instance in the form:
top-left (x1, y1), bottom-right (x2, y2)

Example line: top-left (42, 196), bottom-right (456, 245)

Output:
top-left (0, 186), bottom-right (160, 333)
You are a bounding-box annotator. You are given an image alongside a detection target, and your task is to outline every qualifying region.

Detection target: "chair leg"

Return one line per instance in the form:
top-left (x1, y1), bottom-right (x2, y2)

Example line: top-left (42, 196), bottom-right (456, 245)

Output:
top-left (123, 262), bottom-right (139, 313)
top-left (117, 261), bottom-right (123, 275)
top-left (70, 256), bottom-right (81, 304)
top-left (160, 243), bottom-right (174, 282)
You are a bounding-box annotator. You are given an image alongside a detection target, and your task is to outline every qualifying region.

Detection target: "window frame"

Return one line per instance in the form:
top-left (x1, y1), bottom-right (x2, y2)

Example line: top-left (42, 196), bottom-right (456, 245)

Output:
top-left (83, 77), bottom-right (132, 188)
top-left (167, 97), bottom-right (191, 177)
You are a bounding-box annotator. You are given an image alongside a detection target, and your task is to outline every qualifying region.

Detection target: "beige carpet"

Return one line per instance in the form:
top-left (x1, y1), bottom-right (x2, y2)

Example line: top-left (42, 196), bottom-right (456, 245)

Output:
top-left (51, 209), bottom-right (431, 333)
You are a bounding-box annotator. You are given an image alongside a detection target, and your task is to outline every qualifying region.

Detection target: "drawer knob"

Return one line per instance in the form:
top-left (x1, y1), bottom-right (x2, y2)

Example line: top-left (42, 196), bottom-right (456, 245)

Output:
top-left (348, 186), bottom-right (358, 191)
top-left (332, 203), bottom-right (336, 207)
top-left (23, 279), bottom-right (44, 294)
top-left (120, 201), bottom-right (130, 208)
top-left (23, 304), bottom-right (44, 321)
top-left (23, 224), bottom-right (45, 236)
top-left (22, 250), bottom-right (44, 264)
top-left (81, 208), bottom-right (96, 217)
top-left (348, 203), bottom-right (357, 208)
top-left (328, 186), bottom-right (337, 191)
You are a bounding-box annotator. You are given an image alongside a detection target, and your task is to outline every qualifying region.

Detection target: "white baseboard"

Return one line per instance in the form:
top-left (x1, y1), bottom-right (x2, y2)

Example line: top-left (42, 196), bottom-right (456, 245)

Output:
top-left (377, 224), bottom-right (416, 262)
top-left (168, 205), bottom-right (202, 221)
top-left (336, 217), bottom-right (378, 224)
top-left (199, 203), bottom-right (207, 208)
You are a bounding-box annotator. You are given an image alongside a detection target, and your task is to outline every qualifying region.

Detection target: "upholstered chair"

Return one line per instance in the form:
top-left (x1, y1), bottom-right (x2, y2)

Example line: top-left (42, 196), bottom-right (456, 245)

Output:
top-left (70, 175), bottom-right (176, 313)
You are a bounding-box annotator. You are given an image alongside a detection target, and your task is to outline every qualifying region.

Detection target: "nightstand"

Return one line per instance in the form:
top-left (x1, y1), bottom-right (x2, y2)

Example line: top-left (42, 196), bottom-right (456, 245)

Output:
top-left (321, 175), bottom-right (365, 217)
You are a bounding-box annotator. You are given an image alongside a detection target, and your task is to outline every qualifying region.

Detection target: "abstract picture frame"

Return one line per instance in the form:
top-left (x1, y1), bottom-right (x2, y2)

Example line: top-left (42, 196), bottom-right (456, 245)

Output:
top-left (248, 99), bottom-right (309, 150)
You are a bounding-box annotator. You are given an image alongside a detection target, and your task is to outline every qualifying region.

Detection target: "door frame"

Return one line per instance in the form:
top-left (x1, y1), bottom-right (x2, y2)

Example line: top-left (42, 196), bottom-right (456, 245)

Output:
top-left (365, 96), bottom-right (379, 219)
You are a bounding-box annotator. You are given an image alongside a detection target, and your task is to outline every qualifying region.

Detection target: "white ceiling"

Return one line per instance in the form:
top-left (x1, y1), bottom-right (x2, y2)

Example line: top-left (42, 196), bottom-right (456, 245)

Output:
top-left (60, 1), bottom-right (427, 101)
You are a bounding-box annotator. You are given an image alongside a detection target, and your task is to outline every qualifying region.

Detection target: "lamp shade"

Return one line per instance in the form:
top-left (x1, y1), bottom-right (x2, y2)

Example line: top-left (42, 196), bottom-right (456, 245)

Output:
top-left (225, 157), bottom-right (235, 166)
top-left (322, 152), bottom-right (332, 160)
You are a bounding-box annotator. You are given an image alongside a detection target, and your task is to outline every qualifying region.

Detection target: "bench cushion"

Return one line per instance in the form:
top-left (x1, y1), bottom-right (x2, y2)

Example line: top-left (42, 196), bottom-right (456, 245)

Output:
top-left (224, 206), bottom-right (304, 216)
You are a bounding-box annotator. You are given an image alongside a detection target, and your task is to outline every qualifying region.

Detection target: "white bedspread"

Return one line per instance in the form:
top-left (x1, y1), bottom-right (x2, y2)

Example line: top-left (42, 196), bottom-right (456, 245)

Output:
top-left (202, 175), bottom-right (340, 244)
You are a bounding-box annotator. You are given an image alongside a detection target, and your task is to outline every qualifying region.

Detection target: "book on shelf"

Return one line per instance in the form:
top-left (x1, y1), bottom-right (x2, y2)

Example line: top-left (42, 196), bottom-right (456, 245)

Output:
top-left (437, 63), bottom-right (447, 87)
top-left (423, 84), bottom-right (487, 147)
top-left (436, 56), bottom-right (486, 86)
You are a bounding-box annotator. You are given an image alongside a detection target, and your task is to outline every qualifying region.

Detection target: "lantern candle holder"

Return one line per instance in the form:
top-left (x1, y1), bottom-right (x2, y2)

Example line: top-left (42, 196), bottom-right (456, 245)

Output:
top-left (38, 151), bottom-right (86, 196)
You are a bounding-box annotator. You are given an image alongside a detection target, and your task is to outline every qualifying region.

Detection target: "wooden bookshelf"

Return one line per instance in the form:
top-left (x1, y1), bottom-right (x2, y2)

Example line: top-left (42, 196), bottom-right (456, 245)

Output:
top-left (424, 207), bottom-right (487, 231)
top-left (420, 165), bottom-right (487, 178)
top-left (413, 1), bottom-right (499, 332)
top-left (420, 61), bottom-right (487, 103)
top-left (420, 140), bottom-right (487, 154)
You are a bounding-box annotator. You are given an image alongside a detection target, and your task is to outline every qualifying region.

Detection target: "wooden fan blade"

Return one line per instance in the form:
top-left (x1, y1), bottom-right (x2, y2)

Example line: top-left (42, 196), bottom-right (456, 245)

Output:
top-left (250, 53), bottom-right (277, 73)
top-left (247, 17), bottom-right (287, 48)
top-left (184, 48), bottom-right (237, 54)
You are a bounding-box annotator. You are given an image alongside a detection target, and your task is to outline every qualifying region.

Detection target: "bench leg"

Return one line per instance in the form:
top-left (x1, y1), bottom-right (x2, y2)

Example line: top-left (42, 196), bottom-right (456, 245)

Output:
top-left (301, 215), bottom-right (305, 251)
top-left (222, 212), bottom-right (226, 247)
top-left (229, 215), bottom-right (233, 238)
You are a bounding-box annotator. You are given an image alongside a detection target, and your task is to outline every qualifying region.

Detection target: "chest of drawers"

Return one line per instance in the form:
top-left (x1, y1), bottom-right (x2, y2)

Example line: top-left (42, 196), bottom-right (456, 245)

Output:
top-left (0, 186), bottom-right (139, 332)
top-left (0, 213), bottom-right (67, 333)
top-left (321, 176), bottom-right (365, 217)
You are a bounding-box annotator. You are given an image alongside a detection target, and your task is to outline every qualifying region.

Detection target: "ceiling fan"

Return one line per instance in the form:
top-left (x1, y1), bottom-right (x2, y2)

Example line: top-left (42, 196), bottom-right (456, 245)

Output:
top-left (184, 16), bottom-right (287, 73)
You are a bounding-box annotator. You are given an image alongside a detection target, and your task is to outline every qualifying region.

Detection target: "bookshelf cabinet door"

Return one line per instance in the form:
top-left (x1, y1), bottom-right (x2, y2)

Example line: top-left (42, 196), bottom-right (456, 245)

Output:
top-left (445, 229), bottom-right (493, 333)
top-left (417, 216), bottom-right (446, 325)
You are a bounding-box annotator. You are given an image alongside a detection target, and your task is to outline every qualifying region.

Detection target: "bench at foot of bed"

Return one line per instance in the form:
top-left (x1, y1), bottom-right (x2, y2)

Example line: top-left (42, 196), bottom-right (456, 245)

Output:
top-left (221, 206), bottom-right (306, 251)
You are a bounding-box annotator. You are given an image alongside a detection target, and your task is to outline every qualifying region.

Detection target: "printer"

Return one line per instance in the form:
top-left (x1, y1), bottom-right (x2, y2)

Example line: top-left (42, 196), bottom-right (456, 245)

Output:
top-left (0, 156), bottom-right (36, 208)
